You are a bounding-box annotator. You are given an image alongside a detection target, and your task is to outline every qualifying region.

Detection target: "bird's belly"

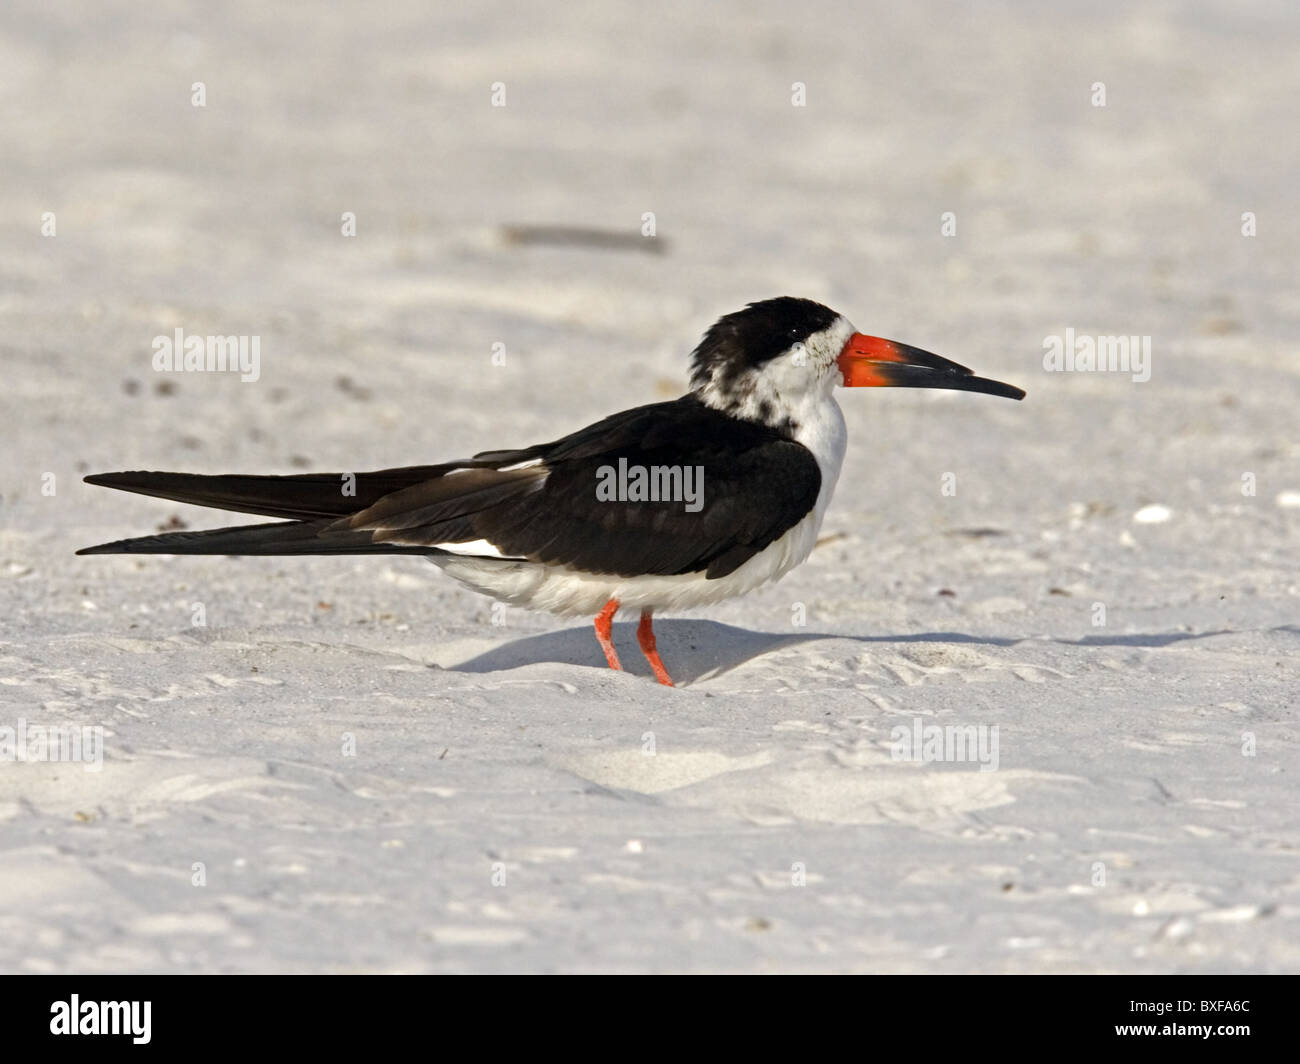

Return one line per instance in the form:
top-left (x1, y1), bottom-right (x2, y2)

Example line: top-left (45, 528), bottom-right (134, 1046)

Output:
top-left (429, 507), bottom-right (825, 618)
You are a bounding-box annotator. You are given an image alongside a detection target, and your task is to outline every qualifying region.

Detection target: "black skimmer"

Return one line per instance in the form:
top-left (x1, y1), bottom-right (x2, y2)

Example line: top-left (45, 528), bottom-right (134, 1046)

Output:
top-left (78, 297), bottom-right (1024, 686)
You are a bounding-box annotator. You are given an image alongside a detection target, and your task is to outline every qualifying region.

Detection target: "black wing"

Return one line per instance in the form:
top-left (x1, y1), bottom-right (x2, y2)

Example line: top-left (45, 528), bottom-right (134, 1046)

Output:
top-left (345, 397), bottom-right (821, 578)
top-left (79, 397), bottom-right (821, 579)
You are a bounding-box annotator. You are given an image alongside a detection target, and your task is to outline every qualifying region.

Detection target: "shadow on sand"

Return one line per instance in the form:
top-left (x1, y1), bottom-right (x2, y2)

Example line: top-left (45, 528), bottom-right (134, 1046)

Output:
top-left (447, 619), bottom-right (1255, 685)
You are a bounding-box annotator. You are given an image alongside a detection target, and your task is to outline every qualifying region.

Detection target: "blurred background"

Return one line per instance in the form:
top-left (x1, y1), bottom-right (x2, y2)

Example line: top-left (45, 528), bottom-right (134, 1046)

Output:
top-left (4, 0), bottom-right (1297, 524)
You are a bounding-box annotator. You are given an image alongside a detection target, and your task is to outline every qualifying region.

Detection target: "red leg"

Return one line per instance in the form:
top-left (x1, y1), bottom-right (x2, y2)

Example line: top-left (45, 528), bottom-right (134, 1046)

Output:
top-left (637, 609), bottom-right (675, 687)
top-left (594, 598), bottom-right (622, 670)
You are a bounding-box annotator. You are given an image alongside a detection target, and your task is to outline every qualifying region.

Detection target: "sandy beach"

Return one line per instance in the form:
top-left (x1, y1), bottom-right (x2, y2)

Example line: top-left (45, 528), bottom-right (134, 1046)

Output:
top-left (1, 0), bottom-right (1297, 972)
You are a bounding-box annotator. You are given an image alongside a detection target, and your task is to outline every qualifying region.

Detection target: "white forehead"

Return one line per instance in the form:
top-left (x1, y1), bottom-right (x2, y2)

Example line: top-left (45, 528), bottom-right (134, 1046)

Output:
top-left (797, 316), bottom-right (857, 369)
top-left (760, 314), bottom-right (857, 391)
top-left (694, 314), bottom-right (857, 424)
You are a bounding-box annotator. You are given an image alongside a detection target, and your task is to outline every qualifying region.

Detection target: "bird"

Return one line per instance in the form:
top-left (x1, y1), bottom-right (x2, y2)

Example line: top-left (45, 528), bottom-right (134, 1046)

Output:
top-left (78, 297), bottom-right (1024, 686)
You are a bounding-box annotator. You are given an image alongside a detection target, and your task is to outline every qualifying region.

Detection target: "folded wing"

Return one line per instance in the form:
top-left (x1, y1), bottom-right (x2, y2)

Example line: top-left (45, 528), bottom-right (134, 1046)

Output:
top-left (80, 397), bottom-right (821, 579)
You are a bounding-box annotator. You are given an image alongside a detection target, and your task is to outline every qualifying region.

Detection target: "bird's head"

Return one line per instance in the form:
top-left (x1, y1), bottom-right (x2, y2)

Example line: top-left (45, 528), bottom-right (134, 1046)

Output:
top-left (689, 297), bottom-right (1024, 429)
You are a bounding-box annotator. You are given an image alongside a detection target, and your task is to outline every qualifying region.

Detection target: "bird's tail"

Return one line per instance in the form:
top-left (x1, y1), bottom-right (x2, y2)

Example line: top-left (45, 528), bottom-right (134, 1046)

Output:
top-left (81, 468), bottom-right (446, 521)
top-left (77, 467), bottom-right (457, 557)
top-left (76, 520), bottom-right (434, 557)
top-left (78, 459), bottom-right (544, 557)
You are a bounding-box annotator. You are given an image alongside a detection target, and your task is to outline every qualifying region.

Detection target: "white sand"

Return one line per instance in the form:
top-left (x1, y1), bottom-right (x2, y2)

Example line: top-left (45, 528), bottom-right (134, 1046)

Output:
top-left (1, 0), bottom-right (1297, 972)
